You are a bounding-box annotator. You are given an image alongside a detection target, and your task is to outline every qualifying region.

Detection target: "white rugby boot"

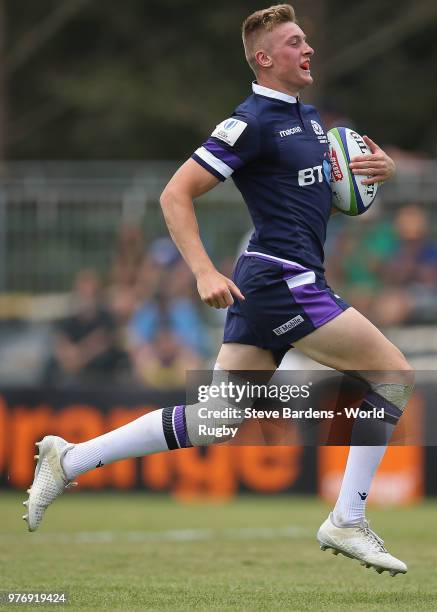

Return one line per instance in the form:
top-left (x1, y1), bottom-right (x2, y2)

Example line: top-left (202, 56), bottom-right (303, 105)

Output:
top-left (23, 436), bottom-right (77, 532)
top-left (317, 513), bottom-right (407, 576)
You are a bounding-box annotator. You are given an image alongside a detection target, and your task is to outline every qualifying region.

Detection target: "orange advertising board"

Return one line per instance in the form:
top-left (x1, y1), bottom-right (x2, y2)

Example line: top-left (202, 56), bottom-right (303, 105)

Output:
top-left (0, 387), bottom-right (427, 502)
top-left (0, 394), bottom-right (306, 498)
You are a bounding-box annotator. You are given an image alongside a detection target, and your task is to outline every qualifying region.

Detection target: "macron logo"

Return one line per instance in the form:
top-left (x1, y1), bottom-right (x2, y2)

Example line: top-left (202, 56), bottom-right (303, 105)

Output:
top-left (273, 315), bottom-right (304, 336)
top-left (279, 126), bottom-right (303, 138)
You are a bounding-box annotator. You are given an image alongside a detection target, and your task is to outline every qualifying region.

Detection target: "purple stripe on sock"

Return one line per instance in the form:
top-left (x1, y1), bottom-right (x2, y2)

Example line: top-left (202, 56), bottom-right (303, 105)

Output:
top-left (287, 281), bottom-right (342, 327)
top-left (204, 139), bottom-right (244, 170)
top-left (173, 405), bottom-right (190, 448)
top-left (364, 391), bottom-right (403, 419)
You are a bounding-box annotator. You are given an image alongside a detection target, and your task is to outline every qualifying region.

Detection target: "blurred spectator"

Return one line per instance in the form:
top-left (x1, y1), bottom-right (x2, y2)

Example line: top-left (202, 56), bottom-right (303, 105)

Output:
top-left (326, 203), bottom-right (437, 327)
top-left (127, 238), bottom-right (209, 386)
top-left (46, 269), bottom-right (128, 384)
top-left (129, 315), bottom-right (203, 389)
top-left (110, 223), bottom-right (145, 287)
top-left (326, 209), bottom-right (398, 319)
top-left (107, 226), bottom-right (157, 368)
top-left (376, 205), bottom-right (437, 325)
top-left (384, 204), bottom-right (437, 285)
top-left (106, 281), bottom-right (138, 369)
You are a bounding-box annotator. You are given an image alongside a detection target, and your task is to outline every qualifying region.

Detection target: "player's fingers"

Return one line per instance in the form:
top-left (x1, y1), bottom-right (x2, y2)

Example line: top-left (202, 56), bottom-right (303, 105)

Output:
top-left (363, 135), bottom-right (379, 152)
top-left (349, 156), bottom-right (384, 165)
top-left (203, 291), bottom-right (222, 308)
top-left (350, 167), bottom-right (385, 176)
top-left (350, 159), bottom-right (385, 168)
top-left (210, 296), bottom-right (225, 309)
top-left (349, 154), bottom-right (377, 163)
top-left (361, 175), bottom-right (384, 185)
top-left (351, 167), bottom-right (383, 176)
top-left (227, 280), bottom-right (245, 301)
top-left (210, 289), bottom-right (233, 309)
top-left (220, 290), bottom-right (233, 308)
top-left (350, 155), bottom-right (370, 163)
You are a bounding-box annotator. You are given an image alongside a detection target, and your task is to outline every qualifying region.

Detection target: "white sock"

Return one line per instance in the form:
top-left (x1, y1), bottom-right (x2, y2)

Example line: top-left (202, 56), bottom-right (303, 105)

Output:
top-left (332, 381), bottom-right (412, 526)
top-left (332, 444), bottom-right (387, 526)
top-left (62, 409), bottom-right (167, 480)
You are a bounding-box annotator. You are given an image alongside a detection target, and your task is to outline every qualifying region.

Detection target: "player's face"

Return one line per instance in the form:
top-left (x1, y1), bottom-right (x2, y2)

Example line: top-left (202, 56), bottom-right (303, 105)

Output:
top-left (267, 22), bottom-right (314, 91)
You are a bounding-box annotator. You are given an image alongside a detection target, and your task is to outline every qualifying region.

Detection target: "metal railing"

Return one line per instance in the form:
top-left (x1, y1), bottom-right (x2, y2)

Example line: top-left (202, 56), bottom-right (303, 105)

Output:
top-left (0, 160), bottom-right (436, 293)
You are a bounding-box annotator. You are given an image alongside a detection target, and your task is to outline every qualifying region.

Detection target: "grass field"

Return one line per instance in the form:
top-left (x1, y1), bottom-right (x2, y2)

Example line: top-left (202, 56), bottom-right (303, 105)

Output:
top-left (1, 492), bottom-right (437, 610)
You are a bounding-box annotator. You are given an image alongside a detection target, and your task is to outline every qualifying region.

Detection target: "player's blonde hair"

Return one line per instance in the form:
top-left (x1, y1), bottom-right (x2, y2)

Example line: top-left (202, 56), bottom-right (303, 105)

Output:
top-left (242, 4), bottom-right (296, 74)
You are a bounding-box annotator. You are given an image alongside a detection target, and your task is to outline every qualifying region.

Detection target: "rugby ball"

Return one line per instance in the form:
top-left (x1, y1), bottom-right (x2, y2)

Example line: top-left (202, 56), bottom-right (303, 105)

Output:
top-left (327, 127), bottom-right (378, 216)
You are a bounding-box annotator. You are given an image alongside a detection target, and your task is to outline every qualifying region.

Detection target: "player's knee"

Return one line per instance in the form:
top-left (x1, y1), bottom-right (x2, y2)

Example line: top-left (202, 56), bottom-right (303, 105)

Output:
top-left (394, 347), bottom-right (411, 370)
top-left (391, 350), bottom-right (415, 387)
top-left (400, 363), bottom-right (415, 390)
top-left (185, 400), bottom-right (244, 446)
top-left (370, 350), bottom-right (415, 414)
top-left (185, 363), bottom-right (250, 446)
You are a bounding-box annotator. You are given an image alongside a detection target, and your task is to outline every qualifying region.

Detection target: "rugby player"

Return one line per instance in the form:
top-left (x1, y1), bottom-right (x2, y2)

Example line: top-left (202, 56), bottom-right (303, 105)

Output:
top-left (25, 4), bottom-right (414, 576)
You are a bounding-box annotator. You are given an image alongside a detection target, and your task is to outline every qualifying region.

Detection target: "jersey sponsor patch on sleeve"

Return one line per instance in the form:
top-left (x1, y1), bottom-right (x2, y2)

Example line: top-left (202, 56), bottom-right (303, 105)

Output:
top-left (211, 118), bottom-right (248, 147)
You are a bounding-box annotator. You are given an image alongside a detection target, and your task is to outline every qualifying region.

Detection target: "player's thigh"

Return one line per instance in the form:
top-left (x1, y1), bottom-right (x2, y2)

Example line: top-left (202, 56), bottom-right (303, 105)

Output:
top-left (217, 343), bottom-right (277, 372)
top-left (293, 307), bottom-right (411, 374)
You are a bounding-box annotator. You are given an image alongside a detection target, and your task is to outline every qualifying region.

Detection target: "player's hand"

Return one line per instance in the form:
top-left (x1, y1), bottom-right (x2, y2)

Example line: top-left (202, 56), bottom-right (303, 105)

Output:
top-left (196, 269), bottom-right (245, 309)
top-left (349, 135), bottom-right (396, 185)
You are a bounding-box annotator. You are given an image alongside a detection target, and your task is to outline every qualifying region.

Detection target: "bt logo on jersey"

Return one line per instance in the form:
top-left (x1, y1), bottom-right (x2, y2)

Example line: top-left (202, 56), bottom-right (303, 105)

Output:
top-left (298, 165), bottom-right (324, 186)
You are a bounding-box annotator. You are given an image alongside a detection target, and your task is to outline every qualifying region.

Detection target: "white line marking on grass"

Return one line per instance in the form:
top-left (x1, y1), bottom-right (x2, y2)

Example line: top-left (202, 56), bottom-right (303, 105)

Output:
top-left (9, 525), bottom-right (309, 544)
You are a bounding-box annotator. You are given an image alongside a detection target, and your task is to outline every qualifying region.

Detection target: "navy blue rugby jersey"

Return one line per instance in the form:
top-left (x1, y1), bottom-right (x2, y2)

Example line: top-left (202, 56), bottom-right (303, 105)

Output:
top-left (191, 82), bottom-right (333, 274)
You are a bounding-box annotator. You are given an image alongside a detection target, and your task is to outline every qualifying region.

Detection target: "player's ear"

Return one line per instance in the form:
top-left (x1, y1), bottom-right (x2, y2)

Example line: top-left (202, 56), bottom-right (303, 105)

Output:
top-left (255, 50), bottom-right (272, 69)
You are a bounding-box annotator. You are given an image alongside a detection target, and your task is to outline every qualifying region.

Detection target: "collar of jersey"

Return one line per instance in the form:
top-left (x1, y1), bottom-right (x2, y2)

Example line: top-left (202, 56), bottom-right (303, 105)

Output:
top-left (252, 82), bottom-right (298, 104)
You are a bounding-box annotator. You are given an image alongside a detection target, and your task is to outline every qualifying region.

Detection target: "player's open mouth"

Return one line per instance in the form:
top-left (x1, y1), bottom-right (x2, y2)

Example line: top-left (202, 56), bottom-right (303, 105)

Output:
top-left (300, 61), bottom-right (310, 71)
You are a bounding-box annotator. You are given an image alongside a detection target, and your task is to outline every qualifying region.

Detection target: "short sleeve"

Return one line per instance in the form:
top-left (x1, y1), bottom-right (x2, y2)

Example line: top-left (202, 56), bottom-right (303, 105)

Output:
top-left (192, 113), bottom-right (260, 181)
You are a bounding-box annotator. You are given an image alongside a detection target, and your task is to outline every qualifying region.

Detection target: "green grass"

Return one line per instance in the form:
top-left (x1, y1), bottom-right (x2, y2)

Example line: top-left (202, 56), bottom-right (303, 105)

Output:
top-left (1, 493), bottom-right (437, 610)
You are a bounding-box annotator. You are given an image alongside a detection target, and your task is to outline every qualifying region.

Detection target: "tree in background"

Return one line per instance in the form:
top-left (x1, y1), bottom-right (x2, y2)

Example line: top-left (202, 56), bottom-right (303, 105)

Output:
top-left (1, 0), bottom-right (437, 160)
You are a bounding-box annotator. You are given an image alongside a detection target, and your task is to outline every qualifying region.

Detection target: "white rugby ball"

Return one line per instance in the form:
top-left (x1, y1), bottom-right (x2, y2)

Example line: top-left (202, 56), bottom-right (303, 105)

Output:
top-left (327, 127), bottom-right (378, 216)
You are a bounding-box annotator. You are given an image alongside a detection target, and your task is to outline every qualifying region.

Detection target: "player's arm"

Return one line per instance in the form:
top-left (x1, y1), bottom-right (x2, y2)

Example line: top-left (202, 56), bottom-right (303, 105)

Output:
top-left (160, 159), bottom-right (244, 309)
top-left (349, 135), bottom-right (396, 185)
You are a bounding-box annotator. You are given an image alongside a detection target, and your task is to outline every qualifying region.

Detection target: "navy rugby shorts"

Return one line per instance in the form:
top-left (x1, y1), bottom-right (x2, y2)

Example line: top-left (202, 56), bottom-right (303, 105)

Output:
top-left (223, 251), bottom-right (350, 366)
